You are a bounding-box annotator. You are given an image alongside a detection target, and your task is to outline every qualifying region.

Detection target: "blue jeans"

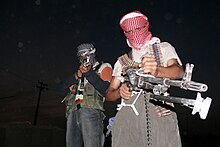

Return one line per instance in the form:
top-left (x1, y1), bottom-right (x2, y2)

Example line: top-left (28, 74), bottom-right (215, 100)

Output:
top-left (66, 107), bottom-right (105, 147)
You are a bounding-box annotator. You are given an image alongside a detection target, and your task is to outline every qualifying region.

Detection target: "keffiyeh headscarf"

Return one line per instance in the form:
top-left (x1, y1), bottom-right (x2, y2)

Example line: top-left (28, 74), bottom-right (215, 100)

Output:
top-left (120, 11), bottom-right (152, 50)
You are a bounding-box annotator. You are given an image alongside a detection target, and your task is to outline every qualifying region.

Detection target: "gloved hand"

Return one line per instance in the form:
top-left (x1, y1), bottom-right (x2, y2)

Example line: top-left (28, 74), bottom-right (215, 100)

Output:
top-left (106, 117), bottom-right (116, 137)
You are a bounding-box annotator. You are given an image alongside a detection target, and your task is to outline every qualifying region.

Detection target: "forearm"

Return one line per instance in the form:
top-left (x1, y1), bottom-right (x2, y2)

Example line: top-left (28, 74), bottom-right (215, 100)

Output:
top-left (106, 87), bottom-right (121, 101)
top-left (105, 76), bottom-right (122, 101)
top-left (84, 70), bottom-right (110, 96)
top-left (157, 64), bottom-right (184, 79)
top-left (64, 76), bottom-right (78, 88)
top-left (57, 75), bottom-right (79, 96)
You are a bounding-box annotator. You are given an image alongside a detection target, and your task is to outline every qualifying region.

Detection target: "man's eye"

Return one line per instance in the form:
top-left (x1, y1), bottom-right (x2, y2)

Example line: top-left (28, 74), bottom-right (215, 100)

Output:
top-left (125, 30), bottom-right (132, 34)
top-left (125, 27), bottom-right (144, 34)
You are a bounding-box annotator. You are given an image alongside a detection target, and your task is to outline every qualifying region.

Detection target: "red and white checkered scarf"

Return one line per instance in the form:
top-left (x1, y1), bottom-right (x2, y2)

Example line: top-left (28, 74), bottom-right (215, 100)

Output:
top-left (120, 11), bottom-right (152, 50)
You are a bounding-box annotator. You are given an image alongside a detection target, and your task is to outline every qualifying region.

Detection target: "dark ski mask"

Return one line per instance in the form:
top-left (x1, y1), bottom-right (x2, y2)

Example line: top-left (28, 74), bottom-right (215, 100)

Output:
top-left (77, 43), bottom-right (96, 67)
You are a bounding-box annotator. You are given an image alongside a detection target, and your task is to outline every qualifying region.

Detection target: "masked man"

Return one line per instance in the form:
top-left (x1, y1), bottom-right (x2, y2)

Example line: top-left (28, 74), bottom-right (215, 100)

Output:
top-left (62, 43), bottom-right (112, 147)
top-left (106, 11), bottom-right (184, 147)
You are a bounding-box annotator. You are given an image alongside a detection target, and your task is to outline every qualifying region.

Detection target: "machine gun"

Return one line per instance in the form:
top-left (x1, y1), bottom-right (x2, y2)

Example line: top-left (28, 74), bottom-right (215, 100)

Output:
top-left (121, 63), bottom-right (212, 119)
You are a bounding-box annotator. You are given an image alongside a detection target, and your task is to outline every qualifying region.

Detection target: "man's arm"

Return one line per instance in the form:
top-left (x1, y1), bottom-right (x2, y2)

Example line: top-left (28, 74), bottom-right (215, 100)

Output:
top-left (140, 58), bottom-right (184, 79)
top-left (157, 59), bottom-right (184, 79)
top-left (55, 75), bottom-right (79, 96)
top-left (105, 77), bottom-right (121, 101)
top-left (84, 69), bottom-right (110, 96)
top-left (105, 76), bottom-right (133, 101)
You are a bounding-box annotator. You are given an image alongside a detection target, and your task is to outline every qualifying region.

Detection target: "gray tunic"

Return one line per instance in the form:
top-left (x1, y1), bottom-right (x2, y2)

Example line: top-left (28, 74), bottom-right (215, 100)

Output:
top-left (111, 92), bottom-right (182, 147)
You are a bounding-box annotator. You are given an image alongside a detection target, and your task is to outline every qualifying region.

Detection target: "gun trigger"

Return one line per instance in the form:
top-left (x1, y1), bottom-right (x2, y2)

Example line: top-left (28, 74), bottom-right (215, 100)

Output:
top-left (127, 83), bottom-right (132, 92)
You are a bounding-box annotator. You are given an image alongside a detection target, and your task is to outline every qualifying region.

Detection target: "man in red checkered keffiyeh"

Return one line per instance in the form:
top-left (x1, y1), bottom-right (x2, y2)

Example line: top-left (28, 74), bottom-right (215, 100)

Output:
top-left (106, 10), bottom-right (183, 147)
top-left (120, 11), bottom-right (152, 50)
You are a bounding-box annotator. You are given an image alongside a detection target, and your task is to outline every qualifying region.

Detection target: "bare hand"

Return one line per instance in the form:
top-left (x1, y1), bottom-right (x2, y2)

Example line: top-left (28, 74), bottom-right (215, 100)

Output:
top-left (69, 84), bottom-right (76, 93)
top-left (75, 69), bottom-right (82, 79)
top-left (155, 106), bottom-right (171, 117)
top-left (119, 83), bottom-right (132, 100)
top-left (74, 64), bottom-right (92, 79)
top-left (139, 57), bottom-right (158, 76)
top-left (79, 64), bottom-right (92, 73)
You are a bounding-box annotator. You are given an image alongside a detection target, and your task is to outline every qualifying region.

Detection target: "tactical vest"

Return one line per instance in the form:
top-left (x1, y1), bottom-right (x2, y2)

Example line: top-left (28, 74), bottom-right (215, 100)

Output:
top-left (80, 76), bottom-right (104, 110)
top-left (64, 65), bottom-right (104, 118)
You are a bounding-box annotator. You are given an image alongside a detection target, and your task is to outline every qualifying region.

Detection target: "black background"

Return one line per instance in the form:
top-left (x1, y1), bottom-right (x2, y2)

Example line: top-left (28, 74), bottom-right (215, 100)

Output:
top-left (0, 0), bottom-right (219, 146)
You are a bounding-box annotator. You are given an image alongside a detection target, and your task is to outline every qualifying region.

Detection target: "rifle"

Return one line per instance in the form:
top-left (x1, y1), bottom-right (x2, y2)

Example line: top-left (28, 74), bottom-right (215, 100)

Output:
top-left (121, 63), bottom-right (212, 119)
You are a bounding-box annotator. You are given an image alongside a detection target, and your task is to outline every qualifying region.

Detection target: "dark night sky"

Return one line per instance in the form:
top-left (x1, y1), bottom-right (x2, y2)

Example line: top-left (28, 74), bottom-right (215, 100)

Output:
top-left (0, 0), bottom-right (220, 139)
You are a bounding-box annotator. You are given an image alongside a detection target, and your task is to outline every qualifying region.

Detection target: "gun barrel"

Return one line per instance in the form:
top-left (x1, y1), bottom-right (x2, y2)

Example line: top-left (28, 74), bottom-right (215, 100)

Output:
top-left (164, 79), bottom-right (208, 92)
top-left (184, 81), bottom-right (208, 92)
top-left (150, 94), bottom-right (195, 106)
top-left (164, 79), bottom-right (182, 87)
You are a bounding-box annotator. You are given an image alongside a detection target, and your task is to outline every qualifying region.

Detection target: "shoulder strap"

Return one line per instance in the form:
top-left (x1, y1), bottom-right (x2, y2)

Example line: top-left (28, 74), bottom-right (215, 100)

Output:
top-left (118, 52), bottom-right (138, 67)
top-left (127, 50), bottom-right (132, 59)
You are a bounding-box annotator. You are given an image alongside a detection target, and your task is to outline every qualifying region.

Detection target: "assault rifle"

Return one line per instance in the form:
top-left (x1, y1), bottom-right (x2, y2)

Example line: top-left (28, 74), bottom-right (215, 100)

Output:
top-left (121, 63), bottom-right (212, 119)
